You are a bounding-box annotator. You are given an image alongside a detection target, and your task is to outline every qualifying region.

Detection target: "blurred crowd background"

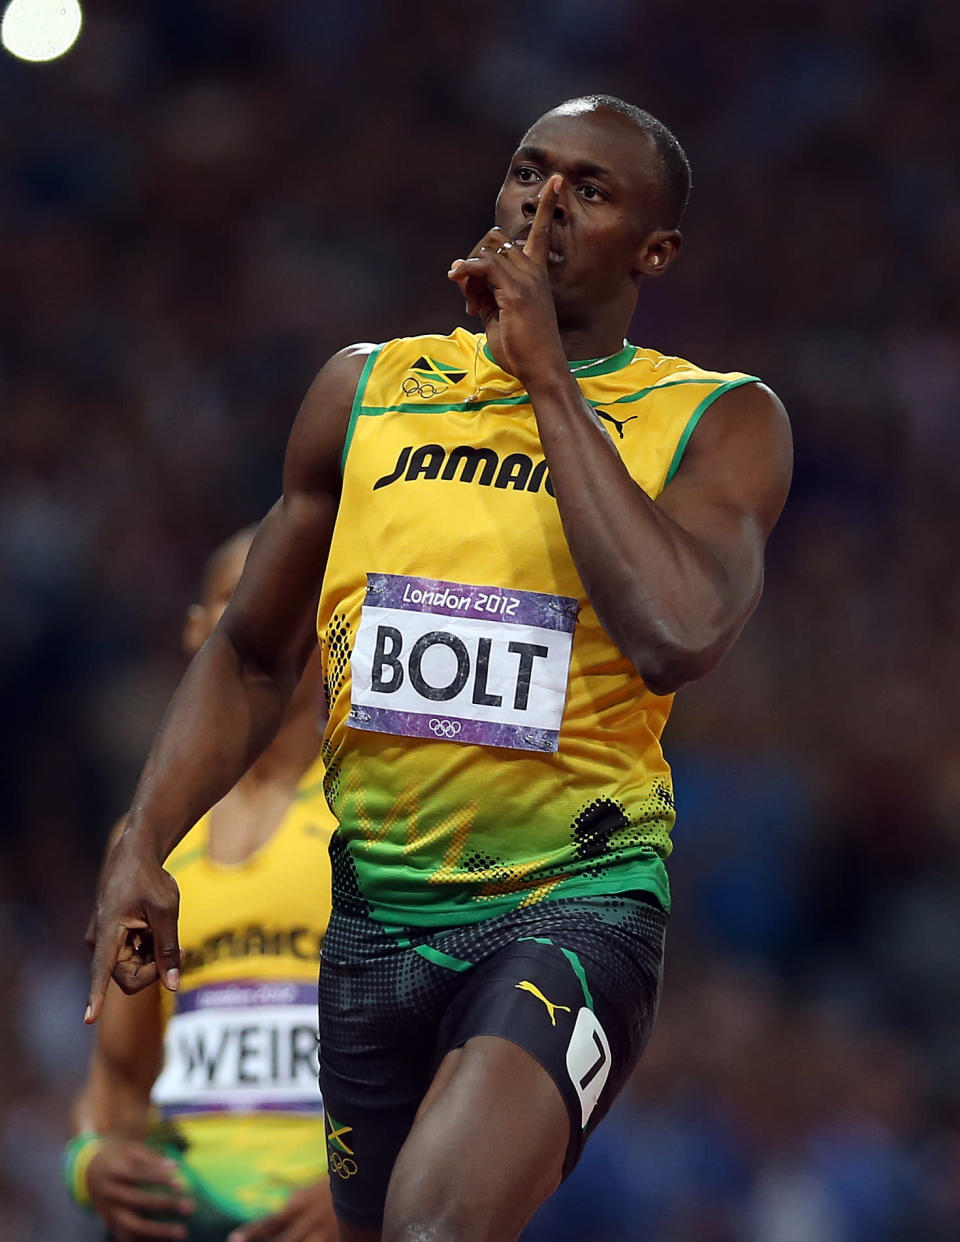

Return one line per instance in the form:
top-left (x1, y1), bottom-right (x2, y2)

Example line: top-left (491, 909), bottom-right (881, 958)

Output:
top-left (2, 0), bottom-right (958, 1238)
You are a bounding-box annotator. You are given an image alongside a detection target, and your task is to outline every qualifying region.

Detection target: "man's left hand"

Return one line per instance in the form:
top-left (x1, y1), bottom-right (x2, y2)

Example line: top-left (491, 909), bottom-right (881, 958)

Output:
top-left (226, 1180), bottom-right (337, 1242)
top-left (448, 175), bottom-right (569, 388)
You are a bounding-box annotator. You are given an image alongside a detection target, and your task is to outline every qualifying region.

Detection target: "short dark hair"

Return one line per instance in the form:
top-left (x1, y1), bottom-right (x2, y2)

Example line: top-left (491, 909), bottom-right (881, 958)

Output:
top-left (555, 94), bottom-right (692, 228)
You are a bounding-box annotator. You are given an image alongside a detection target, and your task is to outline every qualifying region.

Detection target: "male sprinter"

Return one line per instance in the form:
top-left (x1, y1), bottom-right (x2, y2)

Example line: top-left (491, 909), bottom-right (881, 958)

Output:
top-left (85, 96), bottom-right (792, 1242)
top-left (70, 529), bottom-right (337, 1242)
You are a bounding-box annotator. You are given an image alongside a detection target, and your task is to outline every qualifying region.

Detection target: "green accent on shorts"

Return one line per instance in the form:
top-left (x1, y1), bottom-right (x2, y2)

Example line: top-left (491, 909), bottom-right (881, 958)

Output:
top-left (414, 944), bottom-right (473, 972)
top-left (519, 937), bottom-right (594, 1010)
top-left (560, 947), bottom-right (594, 1011)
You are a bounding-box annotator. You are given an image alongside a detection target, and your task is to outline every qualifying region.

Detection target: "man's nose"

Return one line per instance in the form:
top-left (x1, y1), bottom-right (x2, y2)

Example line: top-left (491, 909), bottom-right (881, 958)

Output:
top-left (521, 185), bottom-right (566, 221)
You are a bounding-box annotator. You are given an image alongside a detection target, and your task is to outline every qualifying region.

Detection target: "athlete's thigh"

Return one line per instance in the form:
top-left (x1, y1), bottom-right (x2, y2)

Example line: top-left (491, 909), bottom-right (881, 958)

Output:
top-left (442, 907), bottom-right (664, 1172)
top-left (318, 908), bottom-right (460, 1234)
top-left (382, 1035), bottom-right (568, 1242)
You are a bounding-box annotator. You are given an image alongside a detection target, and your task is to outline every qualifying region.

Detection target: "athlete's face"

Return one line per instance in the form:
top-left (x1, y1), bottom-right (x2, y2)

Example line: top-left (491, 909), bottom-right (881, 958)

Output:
top-left (183, 533), bottom-right (326, 718)
top-left (494, 109), bottom-right (681, 317)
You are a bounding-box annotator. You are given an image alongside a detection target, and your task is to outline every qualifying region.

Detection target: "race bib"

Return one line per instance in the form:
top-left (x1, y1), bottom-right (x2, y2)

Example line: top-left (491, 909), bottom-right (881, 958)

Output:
top-left (151, 980), bottom-right (321, 1116)
top-left (348, 573), bottom-right (578, 752)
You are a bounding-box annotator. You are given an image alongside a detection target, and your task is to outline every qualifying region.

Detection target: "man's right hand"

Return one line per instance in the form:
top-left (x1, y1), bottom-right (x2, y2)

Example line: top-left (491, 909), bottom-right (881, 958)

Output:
top-left (85, 833), bottom-right (182, 1023)
top-left (87, 1139), bottom-right (194, 1241)
top-left (83, 345), bottom-right (362, 1024)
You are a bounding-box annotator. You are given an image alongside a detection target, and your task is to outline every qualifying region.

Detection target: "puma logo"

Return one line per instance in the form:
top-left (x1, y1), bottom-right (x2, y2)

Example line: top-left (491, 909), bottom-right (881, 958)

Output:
top-left (596, 409), bottom-right (637, 439)
top-left (515, 980), bottom-right (571, 1026)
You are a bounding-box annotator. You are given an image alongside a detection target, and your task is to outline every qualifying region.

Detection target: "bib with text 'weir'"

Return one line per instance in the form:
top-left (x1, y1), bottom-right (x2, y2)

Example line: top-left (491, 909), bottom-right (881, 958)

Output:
top-left (152, 979), bottom-right (321, 1116)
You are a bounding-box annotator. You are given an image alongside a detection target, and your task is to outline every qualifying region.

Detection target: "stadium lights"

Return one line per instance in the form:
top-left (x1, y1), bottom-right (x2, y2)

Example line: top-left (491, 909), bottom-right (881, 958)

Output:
top-left (1, 0), bottom-right (82, 62)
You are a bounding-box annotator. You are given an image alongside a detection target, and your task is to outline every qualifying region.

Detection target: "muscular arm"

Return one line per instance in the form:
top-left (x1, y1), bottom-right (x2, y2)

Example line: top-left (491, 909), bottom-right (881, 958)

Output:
top-left (450, 179), bottom-right (791, 696)
top-left (526, 373), bottom-right (792, 694)
top-left (86, 344), bottom-right (374, 1020)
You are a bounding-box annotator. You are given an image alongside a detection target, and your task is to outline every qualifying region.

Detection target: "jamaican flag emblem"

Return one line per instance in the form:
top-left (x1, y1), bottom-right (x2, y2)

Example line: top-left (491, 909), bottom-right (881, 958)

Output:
top-left (402, 355), bottom-right (468, 398)
top-left (326, 1114), bottom-right (354, 1155)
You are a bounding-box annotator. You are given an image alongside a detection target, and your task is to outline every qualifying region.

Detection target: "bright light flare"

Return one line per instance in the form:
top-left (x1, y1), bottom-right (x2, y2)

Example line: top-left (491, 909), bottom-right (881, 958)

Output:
top-left (1, 0), bottom-right (82, 63)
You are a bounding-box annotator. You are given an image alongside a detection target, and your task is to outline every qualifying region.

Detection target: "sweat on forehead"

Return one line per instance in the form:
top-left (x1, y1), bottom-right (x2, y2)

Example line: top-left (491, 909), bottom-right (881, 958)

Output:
top-left (550, 97), bottom-right (623, 120)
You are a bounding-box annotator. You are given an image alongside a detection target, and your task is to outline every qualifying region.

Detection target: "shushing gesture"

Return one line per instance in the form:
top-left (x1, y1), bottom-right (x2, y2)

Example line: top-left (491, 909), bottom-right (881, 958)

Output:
top-left (448, 174), bottom-right (568, 387)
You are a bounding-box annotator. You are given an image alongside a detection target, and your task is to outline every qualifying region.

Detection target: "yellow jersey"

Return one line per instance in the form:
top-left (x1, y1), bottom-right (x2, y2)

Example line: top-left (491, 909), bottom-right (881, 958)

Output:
top-left (318, 329), bottom-right (757, 928)
top-left (150, 757), bottom-right (335, 1222)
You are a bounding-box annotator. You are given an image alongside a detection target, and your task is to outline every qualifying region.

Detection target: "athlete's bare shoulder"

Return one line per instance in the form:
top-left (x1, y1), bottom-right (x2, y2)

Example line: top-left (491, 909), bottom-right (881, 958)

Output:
top-left (662, 380), bottom-right (792, 539)
top-left (321, 341), bottom-right (381, 388)
top-left (284, 343), bottom-right (380, 495)
top-left (301, 342), bottom-right (380, 426)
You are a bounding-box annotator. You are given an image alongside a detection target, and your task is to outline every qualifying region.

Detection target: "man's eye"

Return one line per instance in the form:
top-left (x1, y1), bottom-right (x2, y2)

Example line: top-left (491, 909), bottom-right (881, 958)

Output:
top-left (578, 184), bottom-right (603, 201)
top-left (515, 167), bottom-right (540, 183)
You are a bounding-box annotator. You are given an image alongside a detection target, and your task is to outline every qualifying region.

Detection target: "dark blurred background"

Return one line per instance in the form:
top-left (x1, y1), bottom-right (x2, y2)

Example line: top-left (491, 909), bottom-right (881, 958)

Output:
top-left (2, 1), bottom-right (959, 1238)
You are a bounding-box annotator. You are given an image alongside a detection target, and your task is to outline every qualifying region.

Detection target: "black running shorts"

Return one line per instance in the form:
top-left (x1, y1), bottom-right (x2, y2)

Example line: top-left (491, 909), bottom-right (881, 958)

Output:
top-left (318, 892), bottom-right (667, 1230)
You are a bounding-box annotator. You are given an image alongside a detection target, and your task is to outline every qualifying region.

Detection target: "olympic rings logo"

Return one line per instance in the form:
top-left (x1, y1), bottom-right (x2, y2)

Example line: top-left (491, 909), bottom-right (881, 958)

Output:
top-left (429, 718), bottom-right (462, 738)
top-left (330, 1152), bottom-right (359, 1179)
top-left (402, 376), bottom-right (441, 398)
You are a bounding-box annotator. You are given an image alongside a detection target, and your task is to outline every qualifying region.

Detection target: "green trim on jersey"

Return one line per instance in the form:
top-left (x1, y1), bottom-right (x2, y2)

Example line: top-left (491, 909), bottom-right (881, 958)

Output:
top-left (351, 392), bottom-right (534, 418)
top-left (347, 854), bottom-right (671, 931)
top-left (605, 376), bottom-right (746, 406)
top-left (481, 340), bottom-right (636, 378)
top-left (345, 379), bottom-right (746, 426)
top-left (341, 346), bottom-right (383, 472)
top-left (664, 376), bottom-right (759, 485)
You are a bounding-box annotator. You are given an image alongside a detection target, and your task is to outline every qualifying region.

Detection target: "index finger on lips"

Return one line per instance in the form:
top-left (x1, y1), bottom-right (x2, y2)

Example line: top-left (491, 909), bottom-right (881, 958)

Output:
top-left (523, 175), bottom-right (561, 266)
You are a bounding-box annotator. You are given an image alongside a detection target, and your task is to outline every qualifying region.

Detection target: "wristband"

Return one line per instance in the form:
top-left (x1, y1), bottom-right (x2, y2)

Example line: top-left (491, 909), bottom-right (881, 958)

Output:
top-left (62, 1133), bottom-right (104, 1209)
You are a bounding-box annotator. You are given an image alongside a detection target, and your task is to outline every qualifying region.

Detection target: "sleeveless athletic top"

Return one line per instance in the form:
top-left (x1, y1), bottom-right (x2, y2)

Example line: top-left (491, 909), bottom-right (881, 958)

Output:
top-left (150, 757), bottom-right (335, 1222)
top-left (318, 328), bottom-right (757, 929)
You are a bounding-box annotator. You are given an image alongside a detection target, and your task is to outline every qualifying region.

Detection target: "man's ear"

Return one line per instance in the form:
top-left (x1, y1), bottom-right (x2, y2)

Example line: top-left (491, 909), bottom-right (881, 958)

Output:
top-left (182, 604), bottom-right (207, 657)
top-left (634, 229), bottom-right (682, 280)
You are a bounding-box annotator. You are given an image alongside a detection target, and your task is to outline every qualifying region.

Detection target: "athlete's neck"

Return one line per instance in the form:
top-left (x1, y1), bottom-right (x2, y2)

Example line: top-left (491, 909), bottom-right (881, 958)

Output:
top-left (557, 328), bottom-right (628, 363)
top-left (555, 299), bottom-right (636, 363)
